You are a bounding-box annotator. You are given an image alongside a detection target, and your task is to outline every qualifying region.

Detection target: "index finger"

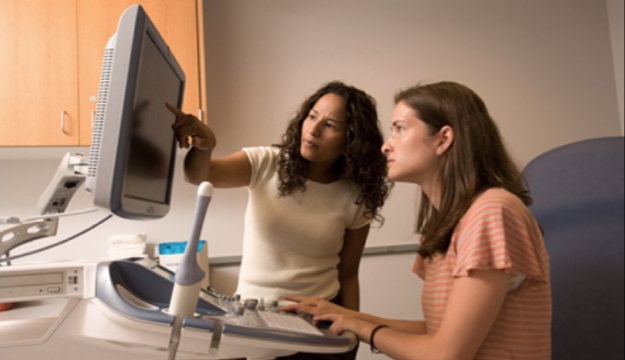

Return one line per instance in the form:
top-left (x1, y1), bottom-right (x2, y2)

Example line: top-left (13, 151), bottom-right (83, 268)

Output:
top-left (279, 304), bottom-right (299, 313)
top-left (165, 102), bottom-right (187, 117)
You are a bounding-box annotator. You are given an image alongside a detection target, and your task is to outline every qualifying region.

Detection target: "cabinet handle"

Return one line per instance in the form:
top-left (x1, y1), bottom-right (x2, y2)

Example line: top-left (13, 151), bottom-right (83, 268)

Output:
top-left (60, 110), bottom-right (69, 135)
top-left (91, 110), bottom-right (95, 128)
top-left (198, 109), bottom-right (204, 122)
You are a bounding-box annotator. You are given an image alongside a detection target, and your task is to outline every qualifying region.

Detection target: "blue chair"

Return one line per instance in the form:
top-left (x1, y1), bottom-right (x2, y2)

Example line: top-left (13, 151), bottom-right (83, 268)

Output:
top-left (523, 136), bottom-right (624, 360)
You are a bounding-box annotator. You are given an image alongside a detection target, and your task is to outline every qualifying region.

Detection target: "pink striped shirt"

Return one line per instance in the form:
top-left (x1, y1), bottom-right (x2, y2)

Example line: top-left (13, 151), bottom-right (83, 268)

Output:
top-left (414, 188), bottom-right (552, 359)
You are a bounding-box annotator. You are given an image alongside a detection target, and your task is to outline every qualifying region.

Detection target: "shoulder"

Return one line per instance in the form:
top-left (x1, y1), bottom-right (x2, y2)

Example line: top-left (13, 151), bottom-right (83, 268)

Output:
top-left (243, 146), bottom-right (280, 188)
top-left (242, 146), bottom-right (281, 169)
top-left (242, 146), bottom-right (280, 161)
top-left (454, 188), bottom-right (537, 250)
top-left (451, 189), bottom-right (548, 283)
top-left (453, 188), bottom-right (541, 252)
top-left (474, 187), bottom-right (523, 206)
top-left (465, 188), bottom-right (530, 222)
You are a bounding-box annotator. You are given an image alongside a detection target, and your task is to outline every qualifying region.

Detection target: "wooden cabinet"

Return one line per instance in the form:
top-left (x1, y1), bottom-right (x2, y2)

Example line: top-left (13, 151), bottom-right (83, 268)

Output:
top-left (0, 0), bottom-right (80, 146)
top-left (77, 0), bottom-right (206, 145)
top-left (0, 0), bottom-right (206, 147)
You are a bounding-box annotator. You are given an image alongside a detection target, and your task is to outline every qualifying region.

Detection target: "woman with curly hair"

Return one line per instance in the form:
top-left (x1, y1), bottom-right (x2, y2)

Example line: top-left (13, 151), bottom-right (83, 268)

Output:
top-left (168, 81), bottom-right (389, 360)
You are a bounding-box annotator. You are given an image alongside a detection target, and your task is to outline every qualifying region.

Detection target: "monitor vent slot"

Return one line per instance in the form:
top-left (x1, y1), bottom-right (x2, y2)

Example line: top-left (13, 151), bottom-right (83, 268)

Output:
top-left (87, 47), bottom-right (115, 189)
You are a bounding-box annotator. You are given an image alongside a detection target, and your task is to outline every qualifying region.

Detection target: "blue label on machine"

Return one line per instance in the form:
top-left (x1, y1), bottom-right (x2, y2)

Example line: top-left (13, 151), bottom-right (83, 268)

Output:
top-left (158, 240), bottom-right (205, 255)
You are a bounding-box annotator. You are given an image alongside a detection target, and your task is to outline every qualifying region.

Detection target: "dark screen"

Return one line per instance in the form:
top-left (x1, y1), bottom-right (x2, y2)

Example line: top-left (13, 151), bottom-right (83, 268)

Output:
top-left (124, 32), bottom-right (182, 204)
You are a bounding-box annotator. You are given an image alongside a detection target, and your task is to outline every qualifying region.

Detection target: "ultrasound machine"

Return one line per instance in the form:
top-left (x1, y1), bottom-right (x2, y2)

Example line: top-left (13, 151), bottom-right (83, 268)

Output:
top-left (0, 5), bottom-right (356, 359)
top-left (0, 257), bottom-right (355, 360)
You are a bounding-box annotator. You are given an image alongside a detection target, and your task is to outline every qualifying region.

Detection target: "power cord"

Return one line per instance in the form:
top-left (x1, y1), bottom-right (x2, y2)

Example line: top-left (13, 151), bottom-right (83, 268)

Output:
top-left (0, 214), bottom-right (113, 265)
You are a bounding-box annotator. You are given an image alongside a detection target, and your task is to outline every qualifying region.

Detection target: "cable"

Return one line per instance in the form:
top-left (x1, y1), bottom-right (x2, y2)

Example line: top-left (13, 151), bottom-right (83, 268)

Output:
top-left (21, 208), bottom-right (100, 222)
top-left (0, 208), bottom-right (100, 224)
top-left (0, 214), bottom-right (113, 264)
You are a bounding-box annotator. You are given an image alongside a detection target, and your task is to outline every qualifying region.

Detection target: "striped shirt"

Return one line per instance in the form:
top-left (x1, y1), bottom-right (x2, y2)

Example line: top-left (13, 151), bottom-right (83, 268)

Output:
top-left (414, 188), bottom-right (552, 359)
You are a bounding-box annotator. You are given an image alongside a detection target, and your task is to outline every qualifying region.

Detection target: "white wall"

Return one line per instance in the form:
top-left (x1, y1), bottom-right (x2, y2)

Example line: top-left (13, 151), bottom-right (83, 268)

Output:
top-left (204, 0), bottom-right (621, 161)
top-left (1, 1), bottom-right (623, 359)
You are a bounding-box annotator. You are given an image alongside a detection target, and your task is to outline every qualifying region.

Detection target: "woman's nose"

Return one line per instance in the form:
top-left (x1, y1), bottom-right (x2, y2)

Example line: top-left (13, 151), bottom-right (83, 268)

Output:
top-left (381, 138), bottom-right (392, 154)
top-left (309, 120), bottom-right (323, 137)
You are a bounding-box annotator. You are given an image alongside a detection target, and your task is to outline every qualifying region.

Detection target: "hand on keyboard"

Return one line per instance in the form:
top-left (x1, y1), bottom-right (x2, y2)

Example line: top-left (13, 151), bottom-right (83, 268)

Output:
top-left (315, 319), bottom-right (334, 330)
top-left (257, 310), bottom-right (324, 336)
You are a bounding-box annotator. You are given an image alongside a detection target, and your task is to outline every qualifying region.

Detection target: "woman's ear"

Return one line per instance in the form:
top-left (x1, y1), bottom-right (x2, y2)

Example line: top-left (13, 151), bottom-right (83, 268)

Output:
top-left (436, 125), bottom-right (454, 156)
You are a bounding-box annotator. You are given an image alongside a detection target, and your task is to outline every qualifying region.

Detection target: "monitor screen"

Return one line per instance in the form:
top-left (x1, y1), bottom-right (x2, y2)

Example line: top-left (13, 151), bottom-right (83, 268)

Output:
top-left (86, 4), bottom-right (185, 220)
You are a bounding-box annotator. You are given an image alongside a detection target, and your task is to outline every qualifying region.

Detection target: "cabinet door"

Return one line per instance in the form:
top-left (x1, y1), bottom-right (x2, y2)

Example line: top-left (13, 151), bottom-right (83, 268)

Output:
top-left (0, 0), bottom-right (79, 146)
top-left (77, 0), bottom-right (204, 145)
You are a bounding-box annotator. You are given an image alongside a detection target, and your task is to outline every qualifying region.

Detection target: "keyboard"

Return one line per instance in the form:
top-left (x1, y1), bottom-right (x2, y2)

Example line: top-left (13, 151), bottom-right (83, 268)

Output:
top-left (257, 311), bottom-right (324, 336)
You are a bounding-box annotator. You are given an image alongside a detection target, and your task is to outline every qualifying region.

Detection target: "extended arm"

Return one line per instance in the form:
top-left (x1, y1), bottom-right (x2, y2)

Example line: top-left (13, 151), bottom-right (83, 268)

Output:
top-left (285, 269), bottom-right (510, 359)
top-left (319, 270), bottom-right (511, 360)
top-left (167, 103), bottom-right (251, 188)
top-left (283, 296), bottom-right (427, 334)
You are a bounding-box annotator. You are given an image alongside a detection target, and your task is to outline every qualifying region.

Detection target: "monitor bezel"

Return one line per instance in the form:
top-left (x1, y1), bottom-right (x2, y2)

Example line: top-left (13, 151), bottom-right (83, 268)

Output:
top-left (87, 5), bottom-right (185, 220)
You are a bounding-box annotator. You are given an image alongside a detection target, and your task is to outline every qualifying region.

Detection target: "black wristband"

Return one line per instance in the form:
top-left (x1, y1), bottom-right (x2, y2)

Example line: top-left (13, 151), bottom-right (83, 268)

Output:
top-left (369, 324), bottom-right (389, 354)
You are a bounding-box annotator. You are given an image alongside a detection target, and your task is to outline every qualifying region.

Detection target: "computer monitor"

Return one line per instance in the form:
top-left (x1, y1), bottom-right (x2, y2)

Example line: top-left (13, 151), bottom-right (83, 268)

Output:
top-left (86, 5), bottom-right (185, 220)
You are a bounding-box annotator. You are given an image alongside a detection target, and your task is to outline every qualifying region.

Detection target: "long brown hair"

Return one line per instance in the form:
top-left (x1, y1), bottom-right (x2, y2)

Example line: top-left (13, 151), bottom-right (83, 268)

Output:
top-left (277, 81), bottom-right (389, 224)
top-left (395, 81), bottom-right (532, 258)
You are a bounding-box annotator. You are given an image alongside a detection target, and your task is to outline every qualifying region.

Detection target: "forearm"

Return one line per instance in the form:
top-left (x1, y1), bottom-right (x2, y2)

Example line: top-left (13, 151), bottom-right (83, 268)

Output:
top-left (338, 275), bottom-right (360, 311)
top-left (183, 147), bottom-right (213, 185)
top-left (360, 270), bottom-right (514, 359)
top-left (337, 255), bottom-right (424, 334)
top-left (337, 276), bottom-right (425, 335)
top-left (350, 311), bottom-right (427, 334)
top-left (368, 329), bottom-right (458, 360)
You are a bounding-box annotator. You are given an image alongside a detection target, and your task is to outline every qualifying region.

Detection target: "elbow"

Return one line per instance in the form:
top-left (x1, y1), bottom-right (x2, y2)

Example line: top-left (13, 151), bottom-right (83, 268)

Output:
top-left (337, 260), bottom-right (361, 283)
top-left (182, 167), bottom-right (202, 185)
top-left (408, 351), bottom-right (469, 360)
top-left (418, 336), bottom-right (476, 360)
top-left (183, 173), bottom-right (202, 186)
top-left (338, 271), bottom-right (360, 286)
top-left (182, 159), bottom-right (211, 186)
top-left (184, 169), bottom-right (218, 187)
top-left (435, 352), bottom-right (472, 360)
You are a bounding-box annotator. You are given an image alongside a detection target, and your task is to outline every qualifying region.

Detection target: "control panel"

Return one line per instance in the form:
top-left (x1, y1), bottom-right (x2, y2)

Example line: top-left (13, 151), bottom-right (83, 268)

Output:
top-left (203, 288), bottom-right (324, 336)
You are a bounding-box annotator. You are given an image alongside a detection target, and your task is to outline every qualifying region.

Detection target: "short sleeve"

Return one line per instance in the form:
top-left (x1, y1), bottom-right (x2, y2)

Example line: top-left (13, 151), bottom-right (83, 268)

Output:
top-left (242, 146), bottom-right (279, 189)
top-left (412, 253), bottom-right (427, 279)
top-left (347, 201), bottom-right (372, 230)
top-left (450, 189), bottom-right (549, 285)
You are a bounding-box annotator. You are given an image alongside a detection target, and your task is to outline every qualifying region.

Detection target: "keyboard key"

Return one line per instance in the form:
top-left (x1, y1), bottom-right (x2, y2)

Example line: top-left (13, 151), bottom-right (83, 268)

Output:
top-left (257, 311), bottom-right (324, 336)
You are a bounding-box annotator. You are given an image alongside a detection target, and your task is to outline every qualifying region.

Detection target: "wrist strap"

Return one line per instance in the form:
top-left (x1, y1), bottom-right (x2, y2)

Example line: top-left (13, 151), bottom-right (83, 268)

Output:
top-left (369, 324), bottom-right (389, 354)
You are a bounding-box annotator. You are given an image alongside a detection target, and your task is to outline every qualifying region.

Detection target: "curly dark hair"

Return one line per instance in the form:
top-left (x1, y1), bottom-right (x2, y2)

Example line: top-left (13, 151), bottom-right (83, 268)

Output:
top-left (276, 81), bottom-right (390, 224)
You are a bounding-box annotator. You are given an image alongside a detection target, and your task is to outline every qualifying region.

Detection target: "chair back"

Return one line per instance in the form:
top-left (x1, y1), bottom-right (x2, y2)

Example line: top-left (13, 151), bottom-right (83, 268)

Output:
top-left (523, 136), bottom-right (624, 360)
